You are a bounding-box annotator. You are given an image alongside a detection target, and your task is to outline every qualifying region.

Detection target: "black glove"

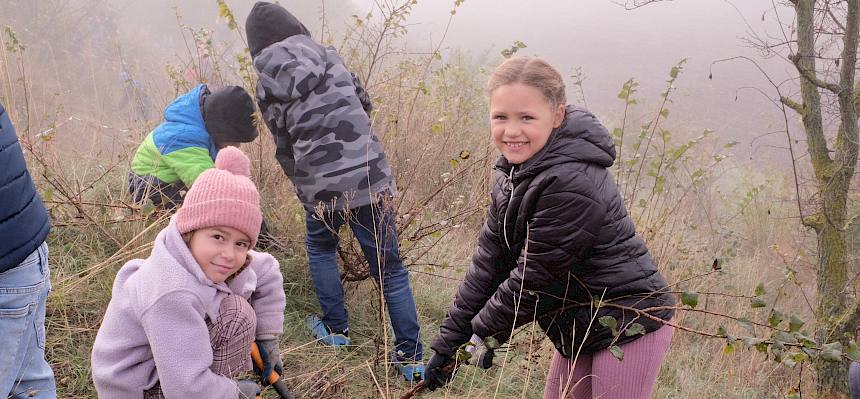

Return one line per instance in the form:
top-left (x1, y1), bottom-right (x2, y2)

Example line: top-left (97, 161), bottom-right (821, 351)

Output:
top-left (253, 339), bottom-right (284, 387)
top-left (424, 353), bottom-right (456, 391)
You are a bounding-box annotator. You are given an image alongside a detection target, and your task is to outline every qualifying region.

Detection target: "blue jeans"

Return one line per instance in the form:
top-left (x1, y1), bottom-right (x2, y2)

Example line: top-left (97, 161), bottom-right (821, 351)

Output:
top-left (305, 203), bottom-right (424, 361)
top-left (0, 242), bottom-right (56, 398)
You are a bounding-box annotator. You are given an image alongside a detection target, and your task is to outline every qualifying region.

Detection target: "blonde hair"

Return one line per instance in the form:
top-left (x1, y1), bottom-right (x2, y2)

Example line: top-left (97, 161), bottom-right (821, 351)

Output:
top-left (487, 56), bottom-right (566, 108)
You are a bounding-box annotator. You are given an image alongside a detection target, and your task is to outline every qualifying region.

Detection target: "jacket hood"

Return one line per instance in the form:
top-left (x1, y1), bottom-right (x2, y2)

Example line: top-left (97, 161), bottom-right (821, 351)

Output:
top-left (246, 1), bottom-right (311, 57)
top-left (496, 106), bottom-right (616, 180)
top-left (162, 84), bottom-right (207, 128)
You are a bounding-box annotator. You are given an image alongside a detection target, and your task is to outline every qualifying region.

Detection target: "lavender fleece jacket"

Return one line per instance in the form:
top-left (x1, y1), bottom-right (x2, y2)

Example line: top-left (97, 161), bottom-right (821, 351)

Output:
top-left (91, 218), bottom-right (286, 398)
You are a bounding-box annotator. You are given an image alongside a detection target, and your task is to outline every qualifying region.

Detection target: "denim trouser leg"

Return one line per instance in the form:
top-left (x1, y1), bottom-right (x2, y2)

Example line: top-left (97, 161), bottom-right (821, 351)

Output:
top-left (0, 242), bottom-right (56, 399)
top-left (349, 203), bottom-right (424, 361)
top-left (305, 209), bottom-right (350, 332)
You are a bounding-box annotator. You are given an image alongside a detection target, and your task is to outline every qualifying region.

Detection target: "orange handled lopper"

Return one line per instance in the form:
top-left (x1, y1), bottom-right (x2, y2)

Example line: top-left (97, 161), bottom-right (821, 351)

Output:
top-left (250, 341), bottom-right (295, 399)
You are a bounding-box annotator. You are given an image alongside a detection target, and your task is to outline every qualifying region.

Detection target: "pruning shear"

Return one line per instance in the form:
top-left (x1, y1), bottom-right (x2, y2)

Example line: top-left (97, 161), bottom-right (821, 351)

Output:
top-left (250, 341), bottom-right (296, 399)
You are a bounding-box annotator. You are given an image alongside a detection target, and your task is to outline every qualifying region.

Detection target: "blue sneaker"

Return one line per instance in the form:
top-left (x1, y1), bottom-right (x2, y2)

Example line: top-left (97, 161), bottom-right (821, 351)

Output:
top-left (391, 351), bottom-right (425, 382)
top-left (306, 315), bottom-right (350, 348)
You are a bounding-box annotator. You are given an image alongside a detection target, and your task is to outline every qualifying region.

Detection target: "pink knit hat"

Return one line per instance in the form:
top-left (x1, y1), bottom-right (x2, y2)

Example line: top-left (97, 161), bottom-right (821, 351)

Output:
top-left (176, 146), bottom-right (262, 247)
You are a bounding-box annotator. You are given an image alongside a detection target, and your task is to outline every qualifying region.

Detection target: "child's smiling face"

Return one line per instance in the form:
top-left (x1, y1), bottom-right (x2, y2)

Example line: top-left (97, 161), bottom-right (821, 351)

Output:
top-left (187, 226), bottom-right (251, 283)
top-left (490, 83), bottom-right (565, 165)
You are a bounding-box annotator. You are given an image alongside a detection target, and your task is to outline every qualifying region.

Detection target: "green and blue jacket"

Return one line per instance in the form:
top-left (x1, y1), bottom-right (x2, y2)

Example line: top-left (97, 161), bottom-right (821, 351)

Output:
top-left (130, 84), bottom-right (218, 187)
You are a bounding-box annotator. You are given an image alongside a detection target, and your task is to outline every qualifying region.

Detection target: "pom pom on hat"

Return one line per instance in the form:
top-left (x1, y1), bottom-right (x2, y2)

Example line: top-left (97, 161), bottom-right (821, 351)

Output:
top-left (176, 147), bottom-right (262, 247)
top-left (215, 146), bottom-right (252, 177)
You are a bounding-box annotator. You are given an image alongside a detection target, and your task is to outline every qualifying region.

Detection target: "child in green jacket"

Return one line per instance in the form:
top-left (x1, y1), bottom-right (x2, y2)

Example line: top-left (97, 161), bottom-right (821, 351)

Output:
top-left (129, 84), bottom-right (257, 208)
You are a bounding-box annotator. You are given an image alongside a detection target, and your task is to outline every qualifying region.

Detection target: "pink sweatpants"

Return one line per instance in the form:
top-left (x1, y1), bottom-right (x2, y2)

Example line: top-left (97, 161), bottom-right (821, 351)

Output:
top-left (543, 325), bottom-right (674, 399)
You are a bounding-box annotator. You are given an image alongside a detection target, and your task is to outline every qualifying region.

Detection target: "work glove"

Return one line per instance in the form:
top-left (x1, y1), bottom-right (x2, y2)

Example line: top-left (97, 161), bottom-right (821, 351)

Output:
top-left (237, 379), bottom-right (261, 399)
top-left (253, 339), bottom-right (284, 387)
top-left (424, 353), bottom-right (456, 391)
top-left (466, 334), bottom-right (495, 369)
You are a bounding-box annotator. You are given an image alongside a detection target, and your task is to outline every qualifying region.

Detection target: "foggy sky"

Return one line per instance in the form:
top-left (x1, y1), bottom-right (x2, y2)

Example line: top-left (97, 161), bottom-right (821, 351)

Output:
top-left (351, 0), bottom-right (800, 164)
top-left (0, 0), bottom-right (804, 166)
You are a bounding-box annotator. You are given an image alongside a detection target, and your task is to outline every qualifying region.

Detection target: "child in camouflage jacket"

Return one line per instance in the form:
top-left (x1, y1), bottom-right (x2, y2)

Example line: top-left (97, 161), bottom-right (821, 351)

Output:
top-left (245, 1), bottom-right (425, 381)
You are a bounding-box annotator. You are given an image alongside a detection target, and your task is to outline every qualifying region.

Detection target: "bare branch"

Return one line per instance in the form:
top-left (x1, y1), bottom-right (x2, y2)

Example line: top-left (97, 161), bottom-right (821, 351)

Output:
top-left (788, 53), bottom-right (843, 93)
top-left (613, 0), bottom-right (674, 10)
top-left (826, 0), bottom-right (848, 32)
top-left (781, 95), bottom-right (805, 113)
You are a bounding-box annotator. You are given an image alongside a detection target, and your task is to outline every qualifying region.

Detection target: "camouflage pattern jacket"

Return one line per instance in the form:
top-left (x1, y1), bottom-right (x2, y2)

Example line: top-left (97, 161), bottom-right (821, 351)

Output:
top-left (253, 35), bottom-right (395, 210)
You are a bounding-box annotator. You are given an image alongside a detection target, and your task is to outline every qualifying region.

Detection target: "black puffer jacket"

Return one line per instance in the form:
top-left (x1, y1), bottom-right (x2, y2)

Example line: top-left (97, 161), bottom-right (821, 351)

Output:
top-left (431, 106), bottom-right (674, 358)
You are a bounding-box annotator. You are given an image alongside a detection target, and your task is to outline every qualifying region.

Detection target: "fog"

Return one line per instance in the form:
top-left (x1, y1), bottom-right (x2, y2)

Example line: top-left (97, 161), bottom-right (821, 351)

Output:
top-left (353, 0), bottom-right (800, 163)
top-left (0, 0), bottom-right (801, 164)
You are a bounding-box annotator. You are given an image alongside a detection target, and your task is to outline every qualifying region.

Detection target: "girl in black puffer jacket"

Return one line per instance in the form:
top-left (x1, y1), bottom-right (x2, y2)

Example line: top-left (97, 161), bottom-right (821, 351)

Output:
top-left (424, 56), bottom-right (675, 399)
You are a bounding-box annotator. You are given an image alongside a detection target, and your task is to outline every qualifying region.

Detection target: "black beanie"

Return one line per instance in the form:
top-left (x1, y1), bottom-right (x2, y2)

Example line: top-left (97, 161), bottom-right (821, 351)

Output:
top-left (246, 1), bottom-right (311, 58)
top-left (202, 86), bottom-right (258, 143)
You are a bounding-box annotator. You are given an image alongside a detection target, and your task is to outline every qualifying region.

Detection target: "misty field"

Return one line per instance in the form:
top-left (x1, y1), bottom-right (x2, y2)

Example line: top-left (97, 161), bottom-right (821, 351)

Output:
top-left (2, 0), bottom-right (859, 398)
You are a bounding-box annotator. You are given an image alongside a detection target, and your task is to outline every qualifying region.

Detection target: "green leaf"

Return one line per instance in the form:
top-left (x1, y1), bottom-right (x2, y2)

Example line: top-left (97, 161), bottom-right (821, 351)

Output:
top-left (773, 330), bottom-right (798, 345)
top-left (741, 336), bottom-right (765, 349)
top-left (724, 336), bottom-right (736, 355)
top-left (142, 200), bottom-right (156, 216)
top-left (771, 341), bottom-right (785, 361)
top-left (609, 345), bottom-right (624, 361)
top-left (768, 311), bottom-right (785, 328)
top-left (598, 316), bottom-right (617, 330)
top-left (680, 292), bottom-right (699, 308)
top-left (598, 316), bottom-right (619, 336)
top-left (846, 341), bottom-right (860, 362)
top-left (455, 346), bottom-right (472, 363)
top-left (790, 351), bottom-right (809, 364)
top-left (788, 315), bottom-right (805, 332)
top-left (659, 109), bottom-right (669, 118)
top-left (794, 332), bottom-right (816, 348)
top-left (750, 298), bottom-right (767, 309)
top-left (754, 283), bottom-right (766, 296)
top-left (820, 342), bottom-right (843, 362)
top-left (716, 325), bottom-right (727, 337)
top-left (431, 123), bottom-right (443, 134)
top-left (654, 175), bottom-right (666, 194)
top-left (624, 323), bottom-right (646, 337)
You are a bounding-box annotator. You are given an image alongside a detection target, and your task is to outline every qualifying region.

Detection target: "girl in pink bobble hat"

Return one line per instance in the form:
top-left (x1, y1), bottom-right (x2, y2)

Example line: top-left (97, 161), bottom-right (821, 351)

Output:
top-left (92, 147), bottom-right (287, 399)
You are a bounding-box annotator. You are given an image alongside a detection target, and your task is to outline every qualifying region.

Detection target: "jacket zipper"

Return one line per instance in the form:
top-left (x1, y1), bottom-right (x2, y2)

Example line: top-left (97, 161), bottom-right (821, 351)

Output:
top-left (503, 166), bottom-right (515, 250)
